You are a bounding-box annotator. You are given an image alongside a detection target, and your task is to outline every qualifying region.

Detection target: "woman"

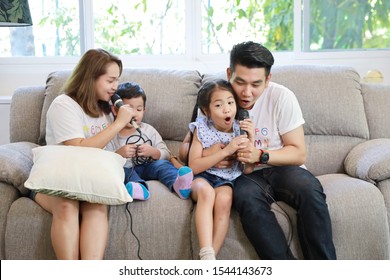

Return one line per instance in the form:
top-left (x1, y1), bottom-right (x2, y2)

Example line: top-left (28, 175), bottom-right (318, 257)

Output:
top-left (33, 49), bottom-right (135, 259)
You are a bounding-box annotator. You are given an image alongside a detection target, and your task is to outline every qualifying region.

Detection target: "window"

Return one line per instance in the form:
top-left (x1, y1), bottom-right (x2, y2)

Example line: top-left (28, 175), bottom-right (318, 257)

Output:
top-left (93, 0), bottom-right (185, 55)
top-left (303, 0), bottom-right (390, 51)
top-left (0, 0), bottom-right (389, 58)
top-left (201, 0), bottom-right (294, 54)
top-left (0, 0), bottom-right (80, 57)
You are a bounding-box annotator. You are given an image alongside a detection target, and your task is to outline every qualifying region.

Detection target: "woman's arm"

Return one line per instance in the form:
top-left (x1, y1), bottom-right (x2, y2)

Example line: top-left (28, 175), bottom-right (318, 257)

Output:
top-left (64, 105), bottom-right (134, 148)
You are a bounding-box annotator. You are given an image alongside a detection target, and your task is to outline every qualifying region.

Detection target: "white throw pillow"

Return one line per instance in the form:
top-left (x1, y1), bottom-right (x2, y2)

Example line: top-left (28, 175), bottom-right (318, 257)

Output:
top-left (25, 145), bottom-right (132, 205)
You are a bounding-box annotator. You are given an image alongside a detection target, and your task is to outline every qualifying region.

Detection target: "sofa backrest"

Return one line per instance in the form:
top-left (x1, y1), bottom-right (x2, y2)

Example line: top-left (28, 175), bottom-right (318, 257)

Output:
top-left (272, 65), bottom-right (370, 175)
top-left (34, 69), bottom-right (202, 146)
top-left (11, 65), bottom-right (388, 177)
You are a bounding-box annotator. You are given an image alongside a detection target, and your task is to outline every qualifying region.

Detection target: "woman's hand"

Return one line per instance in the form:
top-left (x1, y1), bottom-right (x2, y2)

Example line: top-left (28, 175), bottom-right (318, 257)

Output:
top-left (115, 105), bottom-right (134, 127)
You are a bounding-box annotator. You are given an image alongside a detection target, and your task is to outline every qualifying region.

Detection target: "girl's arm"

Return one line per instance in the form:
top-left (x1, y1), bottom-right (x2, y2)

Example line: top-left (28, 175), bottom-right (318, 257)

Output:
top-left (188, 128), bottom-right (248, 175)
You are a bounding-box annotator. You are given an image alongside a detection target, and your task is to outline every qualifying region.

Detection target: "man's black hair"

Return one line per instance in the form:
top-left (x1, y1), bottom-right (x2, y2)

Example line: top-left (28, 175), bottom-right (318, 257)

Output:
top-left (230, 41), bottom-right (275, 77)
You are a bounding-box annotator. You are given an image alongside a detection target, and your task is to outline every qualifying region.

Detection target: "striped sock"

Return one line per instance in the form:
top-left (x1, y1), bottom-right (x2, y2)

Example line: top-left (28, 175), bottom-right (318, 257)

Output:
top-left (125, 182), bottom-right (150, 200)
top-left (173, 166), bottom-right (193, 199)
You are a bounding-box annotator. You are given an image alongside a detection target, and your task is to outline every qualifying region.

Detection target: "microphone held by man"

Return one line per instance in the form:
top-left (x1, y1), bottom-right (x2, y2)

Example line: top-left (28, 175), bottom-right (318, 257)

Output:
top-left (238, 108), bottom-right (250, 135)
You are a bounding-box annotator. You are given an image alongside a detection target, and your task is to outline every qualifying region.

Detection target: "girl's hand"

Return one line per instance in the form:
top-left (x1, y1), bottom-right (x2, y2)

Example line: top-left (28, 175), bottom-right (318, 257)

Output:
top-left (203, 143), bottom-right (235, 169)
top-left (225, 135), bottom-right (249, 155)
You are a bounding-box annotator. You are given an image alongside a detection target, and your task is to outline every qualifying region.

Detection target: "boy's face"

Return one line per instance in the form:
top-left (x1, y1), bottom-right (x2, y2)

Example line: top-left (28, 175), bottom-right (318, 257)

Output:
top-left (227, 64), bottom-right (271, 110)
top-left (122, 96), bottom-right (145, 128)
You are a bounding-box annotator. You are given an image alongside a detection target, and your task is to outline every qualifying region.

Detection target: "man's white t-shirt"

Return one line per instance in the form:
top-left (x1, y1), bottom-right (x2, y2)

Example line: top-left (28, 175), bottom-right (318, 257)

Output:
top-left (249, 81), bottom-right (305, 151)
top-left (46, 94), bottom-right (113, 145)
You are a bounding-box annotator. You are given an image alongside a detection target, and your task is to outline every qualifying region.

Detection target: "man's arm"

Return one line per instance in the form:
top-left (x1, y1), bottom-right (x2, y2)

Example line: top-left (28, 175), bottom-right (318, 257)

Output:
top-left (237, 125), bottom-right (306, 166)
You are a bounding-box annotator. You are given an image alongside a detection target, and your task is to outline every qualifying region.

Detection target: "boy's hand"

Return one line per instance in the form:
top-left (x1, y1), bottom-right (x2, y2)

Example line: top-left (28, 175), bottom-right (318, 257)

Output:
top-left (117, 144), bottom-right (137, 158)
top-left (136, 143), bottom-right (160, 160)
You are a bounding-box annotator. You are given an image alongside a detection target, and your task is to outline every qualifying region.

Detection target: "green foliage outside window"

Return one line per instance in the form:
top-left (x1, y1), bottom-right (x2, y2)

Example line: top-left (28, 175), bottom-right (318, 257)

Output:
top-left (1, 0), bottom-right (389, 57)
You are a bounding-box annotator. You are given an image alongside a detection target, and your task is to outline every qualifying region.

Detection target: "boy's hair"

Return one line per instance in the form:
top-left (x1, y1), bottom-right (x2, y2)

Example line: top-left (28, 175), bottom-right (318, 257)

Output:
top-left (64, 48), bottom-right (123, 117)
top-left (230, 41), bottom-right (274, 77)
top-left (195, 79), bottom-right (237, 119)
top-left (116, 81), bottom-right (147, 107)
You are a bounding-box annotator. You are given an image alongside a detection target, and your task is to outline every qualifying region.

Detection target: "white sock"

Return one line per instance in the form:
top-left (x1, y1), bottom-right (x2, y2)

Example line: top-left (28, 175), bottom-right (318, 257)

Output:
top-left (199, 246), bottom-right (216, 260)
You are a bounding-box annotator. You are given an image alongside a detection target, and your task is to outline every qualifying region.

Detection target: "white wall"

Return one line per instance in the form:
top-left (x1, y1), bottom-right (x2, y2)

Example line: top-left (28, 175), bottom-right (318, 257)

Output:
top-left (1, 51), bottom-right (389, 145)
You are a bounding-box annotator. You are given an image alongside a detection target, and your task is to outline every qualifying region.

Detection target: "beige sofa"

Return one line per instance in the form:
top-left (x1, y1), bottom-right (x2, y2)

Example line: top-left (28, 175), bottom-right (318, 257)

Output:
top-left (1, 65), bottom-right (390, 260)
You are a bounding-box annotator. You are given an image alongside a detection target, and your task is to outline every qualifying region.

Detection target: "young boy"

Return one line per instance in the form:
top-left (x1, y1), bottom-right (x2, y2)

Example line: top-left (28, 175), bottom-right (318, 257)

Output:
top-left (106, 82), bottom-right (193, 200)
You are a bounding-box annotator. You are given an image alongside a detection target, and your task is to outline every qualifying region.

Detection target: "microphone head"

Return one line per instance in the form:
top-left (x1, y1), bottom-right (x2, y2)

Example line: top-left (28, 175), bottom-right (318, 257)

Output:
top-left (237, 109), bottom-right (249, 121)
top-left (111, 93), bottom-right (123, 108)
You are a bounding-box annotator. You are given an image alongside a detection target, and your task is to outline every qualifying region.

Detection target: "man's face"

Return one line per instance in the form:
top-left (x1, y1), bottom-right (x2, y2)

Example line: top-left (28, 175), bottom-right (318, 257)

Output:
top-left (227, 64), bottom-right (271, 110)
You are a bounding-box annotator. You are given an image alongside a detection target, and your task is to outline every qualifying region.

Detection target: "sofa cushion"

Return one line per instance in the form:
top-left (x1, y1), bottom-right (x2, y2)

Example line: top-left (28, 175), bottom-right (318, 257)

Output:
top-left (105, 182), bottom-right (194, 260)
top-left (10, 86), bottom-right (45, 144)
top-left (119, 68), bottom-right (201, 142)
top-left (38, 71), bottom-right (71, 145)
top-left (24, 145), bottom-right (132, 205)
top-left (344, 138), bottom-right (390, 184)
top-left (0, 142), bottom-right (39, 195)
top-left (319, 173), bottom-right (390, 259)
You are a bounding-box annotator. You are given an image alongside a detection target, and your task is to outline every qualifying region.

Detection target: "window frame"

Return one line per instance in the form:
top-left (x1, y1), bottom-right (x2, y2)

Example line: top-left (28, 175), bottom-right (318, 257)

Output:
top-left (1, 0), bottom-right (389, 66)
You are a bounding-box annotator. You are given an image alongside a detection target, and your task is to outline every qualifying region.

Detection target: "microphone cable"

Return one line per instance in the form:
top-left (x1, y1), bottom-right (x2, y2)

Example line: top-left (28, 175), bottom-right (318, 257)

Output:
top-left (122, 130), bottom-right (155, 260)
top-left (125, 132), bottom-right (153, 166)
top-left (125, 201), bottom-right (143, 260)
top-left (123, 162), bottom-right (143, 260)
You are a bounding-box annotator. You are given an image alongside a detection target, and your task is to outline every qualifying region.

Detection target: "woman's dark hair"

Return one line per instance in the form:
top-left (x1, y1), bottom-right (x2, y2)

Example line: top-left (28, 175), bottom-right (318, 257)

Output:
top-left (230, 41), bottom-right (274, 77)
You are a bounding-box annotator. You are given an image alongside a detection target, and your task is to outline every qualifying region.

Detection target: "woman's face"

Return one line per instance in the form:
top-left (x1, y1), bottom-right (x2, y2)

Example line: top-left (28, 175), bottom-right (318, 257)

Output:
top-left (95, 62), bottom-right (121, 102)
top-left (207, 89), bottom-right (237, 133)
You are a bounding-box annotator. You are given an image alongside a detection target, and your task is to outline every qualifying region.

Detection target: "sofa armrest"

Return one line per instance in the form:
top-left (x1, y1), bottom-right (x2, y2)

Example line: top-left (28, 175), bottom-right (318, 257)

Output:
top-left (10, 86), bottom-right (45, 144)
top-left (344, 138), bottom-right (390, 184)
top-left (0, 142), bottom-right (39, 195)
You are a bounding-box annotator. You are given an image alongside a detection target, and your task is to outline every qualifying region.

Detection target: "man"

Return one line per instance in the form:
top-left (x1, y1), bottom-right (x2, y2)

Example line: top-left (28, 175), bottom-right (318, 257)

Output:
top-left (228, 41), bottom-right (336, 259)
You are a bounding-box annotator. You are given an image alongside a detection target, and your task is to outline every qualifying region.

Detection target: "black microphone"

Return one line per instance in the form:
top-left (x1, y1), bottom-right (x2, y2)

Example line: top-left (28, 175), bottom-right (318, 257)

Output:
top-left (237, 109), bottom-right (249, 135)
top-left (111, 93), bottom-right (141, 133)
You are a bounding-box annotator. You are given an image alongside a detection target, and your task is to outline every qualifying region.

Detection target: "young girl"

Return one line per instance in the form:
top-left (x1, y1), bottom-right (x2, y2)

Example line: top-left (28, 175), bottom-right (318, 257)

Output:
top-left (188, 79), bottom-right (254, 260)
top-left (34, 49), bottom-right (135, 259)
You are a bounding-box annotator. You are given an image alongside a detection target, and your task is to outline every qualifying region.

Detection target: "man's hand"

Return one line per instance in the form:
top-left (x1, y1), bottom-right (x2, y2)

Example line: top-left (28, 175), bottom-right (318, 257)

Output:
top-left (237, 141), bottom-right (261, 165)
